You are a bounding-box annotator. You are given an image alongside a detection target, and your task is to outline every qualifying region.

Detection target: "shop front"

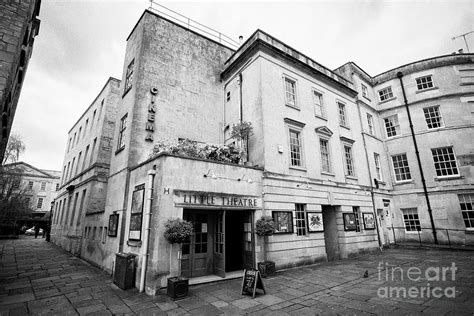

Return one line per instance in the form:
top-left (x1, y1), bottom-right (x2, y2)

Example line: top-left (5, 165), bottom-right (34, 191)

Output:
top-left (175, 191), bottom-right (260, 279)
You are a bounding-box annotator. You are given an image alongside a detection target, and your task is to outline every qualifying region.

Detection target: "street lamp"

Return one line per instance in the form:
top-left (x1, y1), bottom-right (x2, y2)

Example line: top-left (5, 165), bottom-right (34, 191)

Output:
top-left (452, 31), bottom-right (474, 53)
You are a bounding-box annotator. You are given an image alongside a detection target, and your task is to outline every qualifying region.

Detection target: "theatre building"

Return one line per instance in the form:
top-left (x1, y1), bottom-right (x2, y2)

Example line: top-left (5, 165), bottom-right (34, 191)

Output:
top-left (52, 7), bottom-right (473, 295)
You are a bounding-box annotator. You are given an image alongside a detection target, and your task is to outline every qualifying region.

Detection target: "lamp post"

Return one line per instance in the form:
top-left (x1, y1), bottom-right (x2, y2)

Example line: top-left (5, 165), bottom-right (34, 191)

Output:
top-left (452, 31), bottom-right (474, 53)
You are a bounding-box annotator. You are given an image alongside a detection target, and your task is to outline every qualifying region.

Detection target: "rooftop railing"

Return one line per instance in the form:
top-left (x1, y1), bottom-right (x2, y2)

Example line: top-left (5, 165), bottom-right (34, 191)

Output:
top-left (148, 1), bottom-right (239, 50)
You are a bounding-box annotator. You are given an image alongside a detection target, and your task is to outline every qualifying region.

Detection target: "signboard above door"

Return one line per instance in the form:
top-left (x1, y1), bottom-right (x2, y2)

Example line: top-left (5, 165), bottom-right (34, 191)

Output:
top-left (174, 190), bottom-right (261, 209)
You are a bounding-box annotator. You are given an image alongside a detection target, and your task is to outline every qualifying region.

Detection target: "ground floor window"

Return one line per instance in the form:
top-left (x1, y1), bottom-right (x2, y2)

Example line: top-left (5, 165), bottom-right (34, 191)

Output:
top-left (402, 208), bottom-right (421, 231)
top-left (459, 194), bottom-right (474, 229)
top-left (295, 204), bottom-right (307, 236)
top-left (353, 206), bottom-right (361, 232)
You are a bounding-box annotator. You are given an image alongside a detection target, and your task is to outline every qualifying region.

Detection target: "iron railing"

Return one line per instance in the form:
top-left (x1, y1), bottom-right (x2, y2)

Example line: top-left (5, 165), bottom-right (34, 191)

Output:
top-left (389, 226), bottom-right (474, 250)
top-left (148, 1), bottom-right (240, 50)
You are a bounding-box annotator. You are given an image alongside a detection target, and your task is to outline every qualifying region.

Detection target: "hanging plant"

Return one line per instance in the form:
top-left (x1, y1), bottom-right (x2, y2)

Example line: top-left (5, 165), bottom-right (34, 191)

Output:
top-left (163, 218), bottom-right (193, 244)
top-left (255, 216), bottom-right (275, 237)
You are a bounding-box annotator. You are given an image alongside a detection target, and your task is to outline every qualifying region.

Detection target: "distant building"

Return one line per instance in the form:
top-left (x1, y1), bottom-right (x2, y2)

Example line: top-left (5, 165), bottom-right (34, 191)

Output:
top-left (52, 7), bottom-right (474, 295)
top-left (0, 0), bottom-right (41, 164)
top-left (2, 161), bottom-right (60, 219)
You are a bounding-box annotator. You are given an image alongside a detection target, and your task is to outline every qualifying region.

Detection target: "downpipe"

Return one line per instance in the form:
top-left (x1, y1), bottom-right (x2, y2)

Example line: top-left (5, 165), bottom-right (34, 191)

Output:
top-left (139, 167), bottom-right (156, 292)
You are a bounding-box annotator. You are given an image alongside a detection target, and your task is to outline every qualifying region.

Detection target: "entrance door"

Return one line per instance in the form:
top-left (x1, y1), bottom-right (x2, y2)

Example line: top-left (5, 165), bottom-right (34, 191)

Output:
top-left (213, 211), bottom-right (225, 277)
top-left (182, 211), bottom-right (213, 278)
top-left (377, 207), bottom-right (391, 247)
top-left (242, 211), bottom-right (254, 269)
top-left (322, 205), bottom-right (340, 261)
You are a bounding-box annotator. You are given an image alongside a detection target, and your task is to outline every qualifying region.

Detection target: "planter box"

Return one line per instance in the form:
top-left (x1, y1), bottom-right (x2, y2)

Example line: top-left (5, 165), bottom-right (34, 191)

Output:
top-left (167, 277), bottom-right (189, 299)
top-left (258, 261), bottom-right (276, 278)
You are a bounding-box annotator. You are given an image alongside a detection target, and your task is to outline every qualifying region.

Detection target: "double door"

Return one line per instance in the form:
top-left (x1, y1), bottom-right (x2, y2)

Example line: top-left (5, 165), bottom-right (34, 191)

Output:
top-left (181, 210), bottom-right (254, 278)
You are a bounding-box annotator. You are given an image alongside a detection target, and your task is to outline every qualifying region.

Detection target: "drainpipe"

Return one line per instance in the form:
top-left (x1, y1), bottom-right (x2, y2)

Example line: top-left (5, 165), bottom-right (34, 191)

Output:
top-left (354, 84), bottom-right (383, 248)
top-left (239, 73), bottom-right (243, 123)
top-left (396, 72), bottom-right (438, 244)
top-left (139, 167), bottom-right (156, 292)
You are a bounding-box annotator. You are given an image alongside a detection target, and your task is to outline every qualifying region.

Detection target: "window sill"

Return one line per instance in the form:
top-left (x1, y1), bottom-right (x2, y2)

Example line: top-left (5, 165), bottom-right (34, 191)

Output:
top-left (340, 124), bottom-right (350, 130)
top-left (415, 86), bottom-right (438, 94)
top-left (127, 240), bottom-right (142, 247)
top-left (115, 146), bottom-right (125, 155)
top-left (285, 104), bottom-right (300, 111)
top-left (465, 229), bottom-right (474, 234)
top-left (393, 180), bottom-right (413, 186)
top-left (434, 175), bottom-right (463, 181)
top-left (289, 166), bottom-right (307, 172)
top-left (363, 95), bottom-right (371, 102)
top-left (404, 231), bottom-right (421, 234)
top-left (378, 96), bottom-right (397, 105)
top-left (345, 175), bottom-right (358, 181)
top-left (315, 115), bottom-right (327, 121)
top-left (375, 180), bottom-right (386, 186)
top-left (321, 171), bottom-right (335, 177)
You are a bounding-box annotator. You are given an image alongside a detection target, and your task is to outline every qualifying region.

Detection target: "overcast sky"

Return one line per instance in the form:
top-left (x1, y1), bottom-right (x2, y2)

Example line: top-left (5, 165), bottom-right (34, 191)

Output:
top-left (11, 0), bottom-right (473, 171)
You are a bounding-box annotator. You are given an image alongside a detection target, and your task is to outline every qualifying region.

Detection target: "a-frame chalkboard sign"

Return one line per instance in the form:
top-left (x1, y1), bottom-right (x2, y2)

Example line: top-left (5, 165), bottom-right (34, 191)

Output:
top-left (241, 269), bottom-right (265, 298)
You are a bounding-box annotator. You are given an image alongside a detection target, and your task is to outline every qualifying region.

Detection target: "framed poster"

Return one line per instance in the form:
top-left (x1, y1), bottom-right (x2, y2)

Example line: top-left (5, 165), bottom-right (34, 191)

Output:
top-left (108, 214), bottom-right (119, 237)
top-left (343, 212), bottom-right (357, 231)
top-left (129, 184), bottom-right (145, 241)
top-left (272, 211), bottom-right (293, 234)
top-left (307, 212), bottom-right (324, 232)
top-left (363, 212), bottom-right (376, 230)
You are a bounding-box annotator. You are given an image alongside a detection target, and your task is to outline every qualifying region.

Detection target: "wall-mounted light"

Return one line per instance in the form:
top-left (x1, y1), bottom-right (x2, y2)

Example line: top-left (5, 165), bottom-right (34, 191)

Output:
top-left (203, 169), bottom-right (217, 179)
top-left (238, 174), bottom-right (253, 183)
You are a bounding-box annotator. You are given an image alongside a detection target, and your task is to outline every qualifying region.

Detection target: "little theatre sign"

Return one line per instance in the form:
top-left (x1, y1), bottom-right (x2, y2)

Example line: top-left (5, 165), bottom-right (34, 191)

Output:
top-left (175, 191), bottom-right (260, 209)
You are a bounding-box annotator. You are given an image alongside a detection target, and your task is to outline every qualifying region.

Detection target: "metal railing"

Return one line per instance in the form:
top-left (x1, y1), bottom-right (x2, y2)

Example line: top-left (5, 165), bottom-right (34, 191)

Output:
top-left (389, 226), bottom-right (474, 250)
top-left (148, 1), bottom-right (240, 50)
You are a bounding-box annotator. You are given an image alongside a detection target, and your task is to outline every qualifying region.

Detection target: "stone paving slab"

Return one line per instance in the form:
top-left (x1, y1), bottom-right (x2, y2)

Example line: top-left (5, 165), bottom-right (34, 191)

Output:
top-left (1, 236), bottom-right (474, 315)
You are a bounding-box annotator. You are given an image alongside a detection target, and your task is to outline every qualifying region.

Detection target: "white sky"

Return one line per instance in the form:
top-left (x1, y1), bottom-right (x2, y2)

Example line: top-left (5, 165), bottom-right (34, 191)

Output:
top-left (11, 0), bottom-right (473, 171)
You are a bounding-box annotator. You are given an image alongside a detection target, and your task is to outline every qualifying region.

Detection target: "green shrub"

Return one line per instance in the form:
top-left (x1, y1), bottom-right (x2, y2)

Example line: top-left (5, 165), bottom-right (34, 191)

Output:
top-left (255, 216), bottom-right (275, 237)
top-left (164, 219), bottom-right (193, 244)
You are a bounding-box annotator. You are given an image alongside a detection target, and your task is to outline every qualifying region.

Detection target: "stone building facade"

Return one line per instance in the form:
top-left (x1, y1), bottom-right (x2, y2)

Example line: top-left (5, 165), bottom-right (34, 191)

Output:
top-left (52, 77), bottom-right (121, 255)
top-left (0, 0), bottom-right (41, 163)
top-left (52, 9), bottom-right (474, 295)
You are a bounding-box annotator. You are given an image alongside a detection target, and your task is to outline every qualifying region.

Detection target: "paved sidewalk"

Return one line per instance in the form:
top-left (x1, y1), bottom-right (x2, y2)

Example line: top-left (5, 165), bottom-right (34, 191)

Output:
top-left (1, 237), bottom-right (474, 315)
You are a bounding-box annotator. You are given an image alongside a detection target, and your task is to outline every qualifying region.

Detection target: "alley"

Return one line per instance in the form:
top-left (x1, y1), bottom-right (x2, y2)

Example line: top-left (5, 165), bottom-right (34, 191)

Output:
top-left (1, 236), bottom-right (473, 315)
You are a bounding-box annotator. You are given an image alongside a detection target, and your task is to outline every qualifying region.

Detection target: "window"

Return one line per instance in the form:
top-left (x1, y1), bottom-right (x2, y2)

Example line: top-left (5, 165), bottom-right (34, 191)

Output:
top-left (459, 194), bottom-right (474, 229)
top-left (55, 183), bottom-right (59, 191)
top-left (28, 181), bottom-right (34, 190)
top-left (90, 138), bottom-right (97, 166)
top-left (367, 113), bottom-right (374, 135)
top-left (70, 192), bottom-right (79, 226)
top-left (273, 211), bottom-right (293, 234)
top-left (423, 105), bottom-right (443, 129)
top-left (361, 84), bottom-right (368, 98)
top-left (77, 189), bottom-right (87, 226)
top-left (384, 114), bottom-right (400, 137)
top-left (77, 127), bottom-right (82, 143)
top-left (72, 132), bottom-right (76, 148)
top-left (312, 90), bottom-right (324, 117)
top-left (124, 59), bottom-right (134, 95)
top-left (374, 153), bottom-right (382, 181)
top-left (67, 138), bottom-right (72, 152)
top-left (289, 128), bottom-right (302, 167)
top-left (431, 147), bottom-right (459, 177)
top-left (83, 145), bottom-right (90, 170)
top-left (344, 145), bottom-right (355, 176)
top-left (319, 138), bottom-right (331, 173)
top-left (91, 110), bottom-right (96, 130)
top-left (402, 208), bottom-right (421, 231)
top-left (284, 77), bottom-right (297, 107)
top-left (65, 162), bottom-right (70, 182)
top-left (295, 204), bottom-right (307, 236)
top-left (76, 152), bottom-right (82, 175)
top-left (84, 119), bottom-right (89, 136)
top-left (338, 102), bottom-right (347, 127)
top-left (378, 86), bottom-right (393, 102)
top-left (392, 154), bottom-right (412, 182)
top-left (353, 206), bottom-right (361, 232)
top-left (70, 158), bottom-right (75, 179)
top-left (117, 114), bottom-right (127, 150)
top-left (226, 91), bottom-right (230, 102)
top-left (98, 100), bottom-right (104, 123)
top-left (37, 197), bottom-right (44, 209)
top-left (40, 182), bottom-right (46, 191)
top-left (416, 75), bottom-right (434, 90)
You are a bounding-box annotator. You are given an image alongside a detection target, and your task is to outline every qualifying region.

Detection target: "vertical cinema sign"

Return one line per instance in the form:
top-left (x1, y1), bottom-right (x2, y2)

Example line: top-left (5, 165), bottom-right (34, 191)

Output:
top-left (145, 87), bottom-right (158, 142)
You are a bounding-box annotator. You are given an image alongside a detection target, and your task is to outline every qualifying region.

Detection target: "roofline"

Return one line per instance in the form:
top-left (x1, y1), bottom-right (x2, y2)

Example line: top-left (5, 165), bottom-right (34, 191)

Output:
top-left (336, 61), bottom-right (373, 80)
top-left (2, 161), bottom-right (57, 178)
top-left (373, 53), bottom-right (474, 79)
top-left (126, 10), bottom-right (236, 52)
top-left (67, 77), bottom-right (120, 134)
